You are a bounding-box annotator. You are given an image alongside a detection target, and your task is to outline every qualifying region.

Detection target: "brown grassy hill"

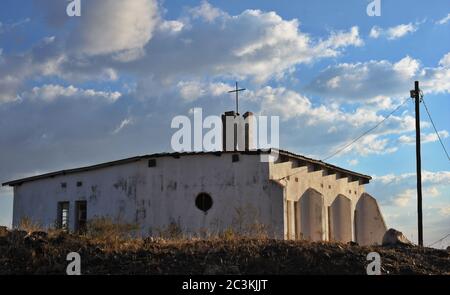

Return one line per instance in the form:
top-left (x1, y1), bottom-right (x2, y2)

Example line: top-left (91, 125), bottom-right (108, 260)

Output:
top-left (0, 227), bottom-right (449, 275)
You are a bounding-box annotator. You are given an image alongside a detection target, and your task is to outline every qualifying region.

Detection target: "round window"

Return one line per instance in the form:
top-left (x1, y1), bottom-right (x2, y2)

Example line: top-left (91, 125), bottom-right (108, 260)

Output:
top-left (195, 193), bottom-right (213, 213)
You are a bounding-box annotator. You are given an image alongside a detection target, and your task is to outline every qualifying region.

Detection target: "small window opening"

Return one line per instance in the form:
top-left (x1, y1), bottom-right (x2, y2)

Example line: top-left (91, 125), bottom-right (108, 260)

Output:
top-left (232, 154), bottom-right (239, 162)
top-left (195, 193), bottom-right (213, 213)
top-left (148, 159), bottom-right (157, 167)
top-left (77, 181), bottom-right (83, 187)
top-left (61, 182), bottom-right (67, 188)
top-left (57, 201), bottom-right (70, 230)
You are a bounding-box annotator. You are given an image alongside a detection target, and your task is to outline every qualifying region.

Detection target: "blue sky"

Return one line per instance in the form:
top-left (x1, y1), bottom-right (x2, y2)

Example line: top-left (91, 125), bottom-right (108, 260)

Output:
top-left (0, 0), bottom-right (449, 247)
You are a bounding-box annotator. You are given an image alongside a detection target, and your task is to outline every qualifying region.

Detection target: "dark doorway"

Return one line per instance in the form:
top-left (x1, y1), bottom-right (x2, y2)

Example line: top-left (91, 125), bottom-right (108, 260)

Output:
top-left (75, 201), bottom-right (87, 233)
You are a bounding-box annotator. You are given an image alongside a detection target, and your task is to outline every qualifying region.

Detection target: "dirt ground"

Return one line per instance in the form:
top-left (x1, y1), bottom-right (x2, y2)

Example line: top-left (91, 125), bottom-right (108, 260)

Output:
top-left (0, 229), bottom-right (449, 275)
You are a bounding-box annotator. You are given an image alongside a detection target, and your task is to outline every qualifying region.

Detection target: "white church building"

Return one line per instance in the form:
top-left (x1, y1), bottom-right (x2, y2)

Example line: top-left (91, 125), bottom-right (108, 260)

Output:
top-left (2, 111), bottom-right (387, 245)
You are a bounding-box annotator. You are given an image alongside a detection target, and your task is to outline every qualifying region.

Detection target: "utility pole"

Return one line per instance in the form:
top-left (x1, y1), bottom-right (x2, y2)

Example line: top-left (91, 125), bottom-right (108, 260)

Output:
top-left (410, 81), bottom-right (423, 246)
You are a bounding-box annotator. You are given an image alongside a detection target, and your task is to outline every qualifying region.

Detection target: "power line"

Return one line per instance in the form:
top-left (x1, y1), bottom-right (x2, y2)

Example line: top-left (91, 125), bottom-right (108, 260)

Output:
top-left (428, 233), bottom-right (450, 248)
top-left (277, 97), bottom-right (410, 181)
top-left (422, 97), bottom-right (450, 161)
top-left (321, 97), bottom-right (410, 162)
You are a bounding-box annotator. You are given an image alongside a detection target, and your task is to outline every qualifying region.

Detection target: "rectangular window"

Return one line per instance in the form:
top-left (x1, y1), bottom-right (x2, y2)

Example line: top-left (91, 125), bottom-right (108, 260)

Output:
top-left (148, 159), bottom-right (157, 167)
top-left (57, 201), bottom-right (70, 230)
top-left (77, 181), bottom-right (83, 187)
top-left (75, 201), bottom-right (87, 233)
top-left (232, 154), bottom-right (239, 162)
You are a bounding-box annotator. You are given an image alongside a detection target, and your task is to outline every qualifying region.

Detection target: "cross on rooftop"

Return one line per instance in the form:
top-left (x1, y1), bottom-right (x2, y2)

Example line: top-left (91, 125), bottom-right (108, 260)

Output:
top-left (228, 81), bottom-right (246, 114)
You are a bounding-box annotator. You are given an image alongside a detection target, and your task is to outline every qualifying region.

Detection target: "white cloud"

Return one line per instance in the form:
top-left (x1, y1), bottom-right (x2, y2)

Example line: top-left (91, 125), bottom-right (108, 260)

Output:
top-left (368, 170), bottom-right (450, 247)
top-left (420, 64), bottom-right (450, 94)
top-left (320, 26), bottom-right (363, 48)
top-left (158, 20), bottom-right (185, 34)
top-left (436, 13), bottom-right (450, 25)
top-left (392, 186), bottom-right (441, 207)
top-left (0, 2), bottom-right (442, 162)
top-left (308, 53), bottom-right (450, 103)
top-left (386, 23), bottom-right (418, 39)
top-left (129, 4), bottom-right (363, 84)
top-left (2, 1), bottom-right (364, 95)
top-left (350, 134), bottom-right (398, 156)
top-left (393, 188), bottom-right (415, 207)
top-left (189, 0), bottom-right (225, 22)
top-left (177, 81), bottom-right (231, 101)
top-left (348, 159), bottom-right (359, 166)
top-left (374, 170), bottom-right (450, 186)
top-left (0, 75), bottom-right (21, 103)
top-left (439, 52), bottom-right (450, 67)
top-left (24, 84), bottom-right (121, 102)
top-left (308, 56), bottom-right (420, 102)
top-left (426, 186), bottom-right (440, 197)
top-left (398, 130), bottom-right (449, 145)
top-left (257, 86), bottom-right (312, 119)
top-left (369, 26), bottom-right (381, 38)
top-left (69, 0), bottom-right (159, 59)
top-left (370, 171), bottom-right (448, 219)
top-left (112, 118), bottom-right (134, 134)
top-left (393, 56), bottom-right (420, 77)
top-left (0, 18), bottom-right (30, 34)
top-left (249, 86), bottom-right (422, 157)
top-left (440, 206), bottom-right (450, 216)
top-left (369, 23), bottom-right (418, 40)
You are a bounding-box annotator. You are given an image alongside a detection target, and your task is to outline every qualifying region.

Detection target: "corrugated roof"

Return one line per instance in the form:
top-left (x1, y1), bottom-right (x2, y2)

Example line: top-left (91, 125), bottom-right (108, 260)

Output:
top-left (1, 149), bottom-right (370, 187)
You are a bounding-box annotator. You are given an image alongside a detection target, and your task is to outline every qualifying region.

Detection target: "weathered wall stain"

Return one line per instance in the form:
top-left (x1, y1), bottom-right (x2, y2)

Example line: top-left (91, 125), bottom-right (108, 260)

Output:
top-left (167, 180), bottom-right (177, 191)
top-left (89, 185), bottom-right (100, 203)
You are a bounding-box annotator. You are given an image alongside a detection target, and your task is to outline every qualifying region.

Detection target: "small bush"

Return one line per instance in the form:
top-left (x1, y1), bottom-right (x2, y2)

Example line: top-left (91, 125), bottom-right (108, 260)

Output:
top-left (85, 217), bottom-right (140, 242)
top-left (17, 217), bottom-right (43, 233)
top-left (156, 221), bottom-right (183, 240)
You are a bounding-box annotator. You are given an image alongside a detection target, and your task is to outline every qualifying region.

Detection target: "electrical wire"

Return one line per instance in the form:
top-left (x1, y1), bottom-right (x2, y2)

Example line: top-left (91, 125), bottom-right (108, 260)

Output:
top-left (422, 97), bottom-right (450, 161)
top-left (321, 97), bottom-right (411, 162)
top-left (428, 233), bottom-right (450, 248)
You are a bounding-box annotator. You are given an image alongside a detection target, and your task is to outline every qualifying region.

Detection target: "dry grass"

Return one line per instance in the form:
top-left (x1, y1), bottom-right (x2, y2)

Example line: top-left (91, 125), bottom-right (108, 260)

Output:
top-left (17, 217), bottom-right (43, 233)
top-left (82, 217), bottom-right (141, 251)
top-left (5, 216), bottom-right (446, 275)
top-left (1, 228), bottom-right (449, 275)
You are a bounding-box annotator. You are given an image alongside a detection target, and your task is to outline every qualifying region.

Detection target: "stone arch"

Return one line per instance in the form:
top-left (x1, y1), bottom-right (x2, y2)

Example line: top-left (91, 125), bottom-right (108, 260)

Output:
top-left (300, 188), bottom-right (325, 241)
top-left (355, 192), bottom-right (387, 245)
top-left (329, 194), bottom-right (352, 242)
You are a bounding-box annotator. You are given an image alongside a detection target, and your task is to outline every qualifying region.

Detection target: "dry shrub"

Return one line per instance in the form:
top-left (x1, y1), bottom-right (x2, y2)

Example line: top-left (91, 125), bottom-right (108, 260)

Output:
top-left (156, 221), bottom-right (184, 240)
top-left (231, 204), bottom-right (269, 240)
top-left (17, 217), bottom-right (43, 233)
top-left (84, 217), bottom-right (140, 250)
